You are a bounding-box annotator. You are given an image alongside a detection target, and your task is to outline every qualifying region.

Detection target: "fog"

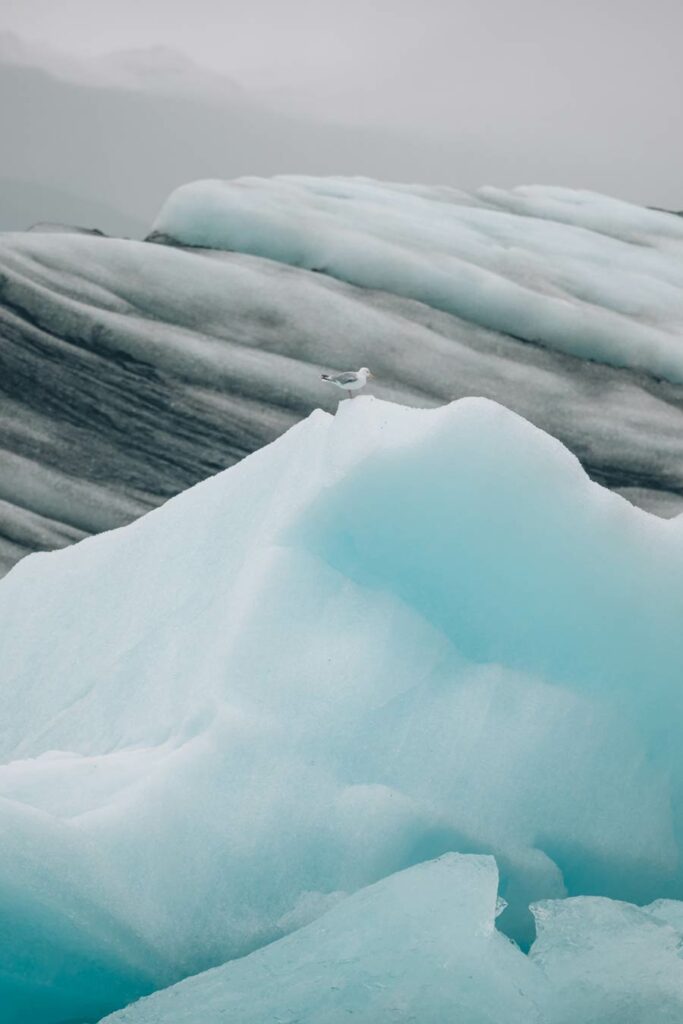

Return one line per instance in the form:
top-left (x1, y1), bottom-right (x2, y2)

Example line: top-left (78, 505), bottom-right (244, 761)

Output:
top-left (1, 0), bottom-right (681, 232)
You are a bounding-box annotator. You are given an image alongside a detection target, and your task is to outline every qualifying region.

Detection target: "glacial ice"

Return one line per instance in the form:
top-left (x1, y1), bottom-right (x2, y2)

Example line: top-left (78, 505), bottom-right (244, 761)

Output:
top-left (1, 397), bottom-right (683, 1022)
top-left (101, 855), bottom-right (547, 1024)
top-left (4, 181), bottom-right (683, 576)
top-left (152, 176), bottom-right (683, 382)
top-left (530, 896), bottom-right (683, 1022)
top-left (102, 858), bottom-right (683, 1024)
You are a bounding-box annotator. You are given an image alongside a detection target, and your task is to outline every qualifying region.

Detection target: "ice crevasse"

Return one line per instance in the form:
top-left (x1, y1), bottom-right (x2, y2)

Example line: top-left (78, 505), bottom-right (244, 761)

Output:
top-left (2, 396), bottom-right (683, 1023)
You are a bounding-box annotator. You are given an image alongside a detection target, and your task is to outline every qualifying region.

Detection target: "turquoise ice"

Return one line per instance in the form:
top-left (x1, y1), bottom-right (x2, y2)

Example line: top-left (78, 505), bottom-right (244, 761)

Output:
top-left (1, 397), bottom-right (683, 1021)
top-left (101, 855), bottom-right (547, 1024)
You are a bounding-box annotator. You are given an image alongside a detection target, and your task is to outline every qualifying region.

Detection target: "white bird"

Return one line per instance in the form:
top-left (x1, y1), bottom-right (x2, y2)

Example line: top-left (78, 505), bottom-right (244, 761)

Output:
top-left (320, 366), bottom-right (374, 398)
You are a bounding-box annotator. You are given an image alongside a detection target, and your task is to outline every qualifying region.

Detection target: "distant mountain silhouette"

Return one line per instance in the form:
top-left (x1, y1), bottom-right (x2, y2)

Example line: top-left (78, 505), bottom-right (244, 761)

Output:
top-left (0, 59), bottom-right (461, 233)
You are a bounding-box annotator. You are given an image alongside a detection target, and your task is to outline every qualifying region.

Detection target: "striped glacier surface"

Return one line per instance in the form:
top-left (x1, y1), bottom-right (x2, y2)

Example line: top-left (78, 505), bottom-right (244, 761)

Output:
top-left (2, 177), bottom-right (683, 576)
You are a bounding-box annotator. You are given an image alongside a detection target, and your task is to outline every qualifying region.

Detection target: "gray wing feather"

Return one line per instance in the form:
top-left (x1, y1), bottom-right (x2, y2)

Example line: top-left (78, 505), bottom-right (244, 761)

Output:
top-left (329, 372), bottom-right (359, 385)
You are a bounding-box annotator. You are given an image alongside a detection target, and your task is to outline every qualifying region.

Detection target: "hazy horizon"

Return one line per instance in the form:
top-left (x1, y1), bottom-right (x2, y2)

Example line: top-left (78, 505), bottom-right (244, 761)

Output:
top-left (1, 0), bottom-right (682, 230)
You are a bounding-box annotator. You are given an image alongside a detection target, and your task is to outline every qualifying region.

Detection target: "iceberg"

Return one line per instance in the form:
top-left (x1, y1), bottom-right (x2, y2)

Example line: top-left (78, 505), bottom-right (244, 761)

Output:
top-left (100, 855), bottom-right (546, 1024)
top-left (530, 897), bottom-right (683, 1022)
top-left (152, 176), bottom-right (683, 382)
top-left (1, 396), bottom-right (683, 1021)
top-left (101, 861), bottom-right (683, 1024)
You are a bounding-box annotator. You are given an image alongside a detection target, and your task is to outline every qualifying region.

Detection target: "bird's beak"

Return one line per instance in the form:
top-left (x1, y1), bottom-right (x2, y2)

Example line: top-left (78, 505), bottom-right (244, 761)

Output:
top-left (368, 372), bottom-right (375, 380)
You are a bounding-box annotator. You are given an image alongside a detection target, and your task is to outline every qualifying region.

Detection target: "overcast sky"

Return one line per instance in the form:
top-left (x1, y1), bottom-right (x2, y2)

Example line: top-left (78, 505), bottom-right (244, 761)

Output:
top-left (1, 0), bottom-right (682, 206)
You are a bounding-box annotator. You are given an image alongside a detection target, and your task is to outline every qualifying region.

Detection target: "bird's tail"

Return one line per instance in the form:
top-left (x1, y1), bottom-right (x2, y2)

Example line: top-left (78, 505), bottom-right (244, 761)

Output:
top-left (321, 373), bottom-right (331, 381)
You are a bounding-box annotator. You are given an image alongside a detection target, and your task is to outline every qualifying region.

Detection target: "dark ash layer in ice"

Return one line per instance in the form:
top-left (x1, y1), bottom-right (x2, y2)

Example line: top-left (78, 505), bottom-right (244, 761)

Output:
top-left (1, 226), bottom-right (682, 576)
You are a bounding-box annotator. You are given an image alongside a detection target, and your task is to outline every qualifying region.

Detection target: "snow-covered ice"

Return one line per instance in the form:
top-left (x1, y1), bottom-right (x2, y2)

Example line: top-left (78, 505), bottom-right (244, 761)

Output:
top-left (2, 396), bottom-right (683, 1021)
top-left (153, 176), bottom-right (683, 382)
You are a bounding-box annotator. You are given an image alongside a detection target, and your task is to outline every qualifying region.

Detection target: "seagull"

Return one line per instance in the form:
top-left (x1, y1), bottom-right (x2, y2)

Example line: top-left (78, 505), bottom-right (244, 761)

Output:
top-left (320, 366), bottom-right (374, 398)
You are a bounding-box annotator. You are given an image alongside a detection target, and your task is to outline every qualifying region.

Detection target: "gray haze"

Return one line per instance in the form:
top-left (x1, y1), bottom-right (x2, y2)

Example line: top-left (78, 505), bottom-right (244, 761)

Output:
top-left (1, 0), bottom-right (682, 231)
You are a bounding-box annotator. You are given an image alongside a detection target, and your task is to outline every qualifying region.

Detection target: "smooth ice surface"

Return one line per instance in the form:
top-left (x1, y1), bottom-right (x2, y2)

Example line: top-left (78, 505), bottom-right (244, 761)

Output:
top-left (153, 176), bottom-right (683, 382)
top-left (2, 397), bottom-right (683, 1022)
top-left (102, 855), bottom-right (545, 1024)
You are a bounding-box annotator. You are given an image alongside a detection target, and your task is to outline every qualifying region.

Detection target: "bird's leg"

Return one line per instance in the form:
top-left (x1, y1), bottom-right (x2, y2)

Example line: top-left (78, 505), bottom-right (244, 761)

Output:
top-left (348, 391), bottom-right (355, 399)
